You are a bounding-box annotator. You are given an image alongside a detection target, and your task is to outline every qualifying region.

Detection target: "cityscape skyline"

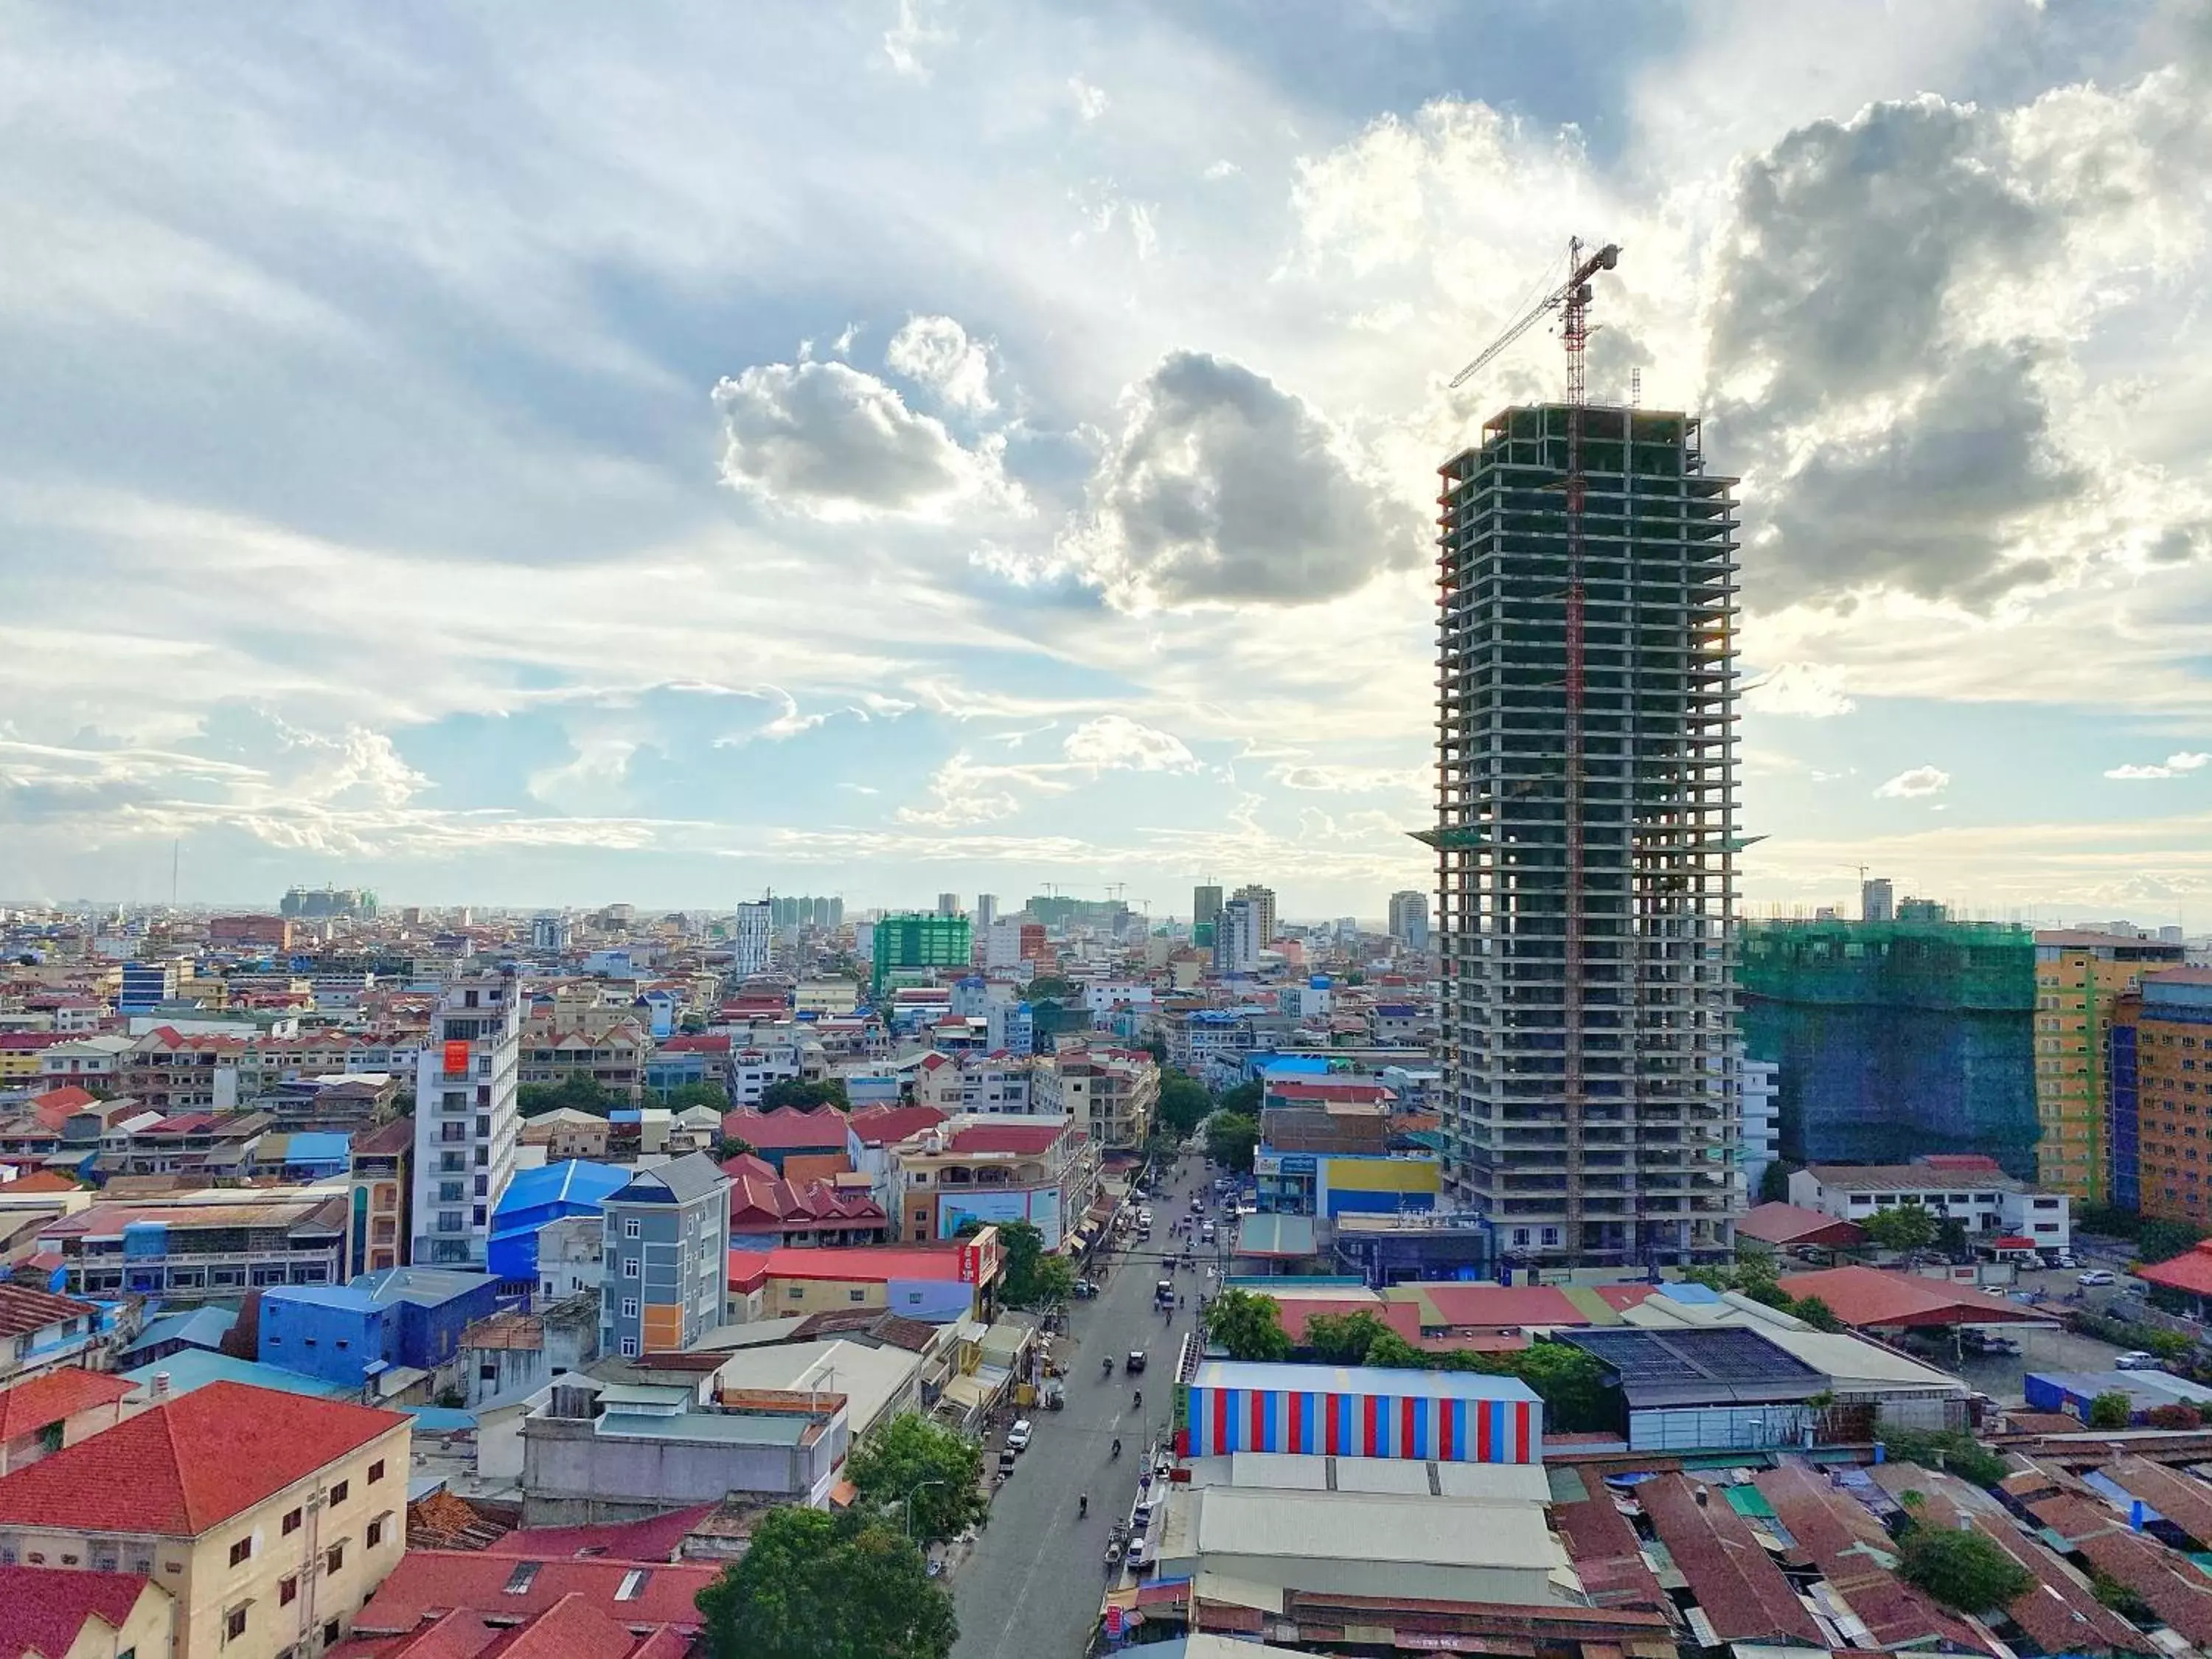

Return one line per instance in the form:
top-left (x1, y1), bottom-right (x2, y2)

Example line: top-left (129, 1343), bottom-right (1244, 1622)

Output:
top-left (4, 4), bottom-right (2211, 919)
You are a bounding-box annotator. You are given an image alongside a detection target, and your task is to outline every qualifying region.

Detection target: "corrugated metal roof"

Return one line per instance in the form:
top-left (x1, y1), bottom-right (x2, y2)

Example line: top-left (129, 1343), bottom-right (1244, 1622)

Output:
top-left (1190, 1359), bottom-right (1537, 1402)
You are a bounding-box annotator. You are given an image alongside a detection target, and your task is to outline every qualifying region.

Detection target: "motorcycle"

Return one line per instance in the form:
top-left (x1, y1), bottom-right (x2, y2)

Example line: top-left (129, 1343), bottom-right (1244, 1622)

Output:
top-left (1102, 1356), bottom-right (1114, 1379)
top-left (1111, 1438), bottom-right (1122, 1459)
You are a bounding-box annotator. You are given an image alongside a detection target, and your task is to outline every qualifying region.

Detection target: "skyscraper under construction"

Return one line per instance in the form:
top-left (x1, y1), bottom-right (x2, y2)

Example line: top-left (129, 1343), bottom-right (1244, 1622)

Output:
top-left (1422, 403), bottom-right (1742, 1266)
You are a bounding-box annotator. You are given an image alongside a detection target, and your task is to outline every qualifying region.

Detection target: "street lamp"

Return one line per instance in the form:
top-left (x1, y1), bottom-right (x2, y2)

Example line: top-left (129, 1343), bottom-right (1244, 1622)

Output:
top-left (902, 1478), bottom-right (947, 1540)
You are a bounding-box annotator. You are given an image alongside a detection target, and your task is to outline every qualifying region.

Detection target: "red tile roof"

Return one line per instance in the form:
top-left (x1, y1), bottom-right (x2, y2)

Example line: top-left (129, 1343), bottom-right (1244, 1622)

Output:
top-left (1269, 1297), bottom-right (1422, 1344)
top-left (0, 1380), bottom-right (407, 1537)
top-left (721, 1105), bottom-right (849, 1150)
top-left (1590, 1284), bottom-right (1658, 1312)
top-left (480, 1502), bottom-right (717, 1563)
top-left (736, 1244), bottom-right (970, 1286)
top-left (945, 1121), bottom-right (1065, 1155)
top-left (0, 1032), bottom-right (67, 1051)
top-left (0, 1565), bottom-right (160, 1659)
top-left (0, 1283), bottom-right (97, 1340)
top-left (1733, 1201), bottom-right (1866, 1248)
top-left (1773, 1265), bottom-right (2042, 1329)
top-left (29, 1086), bottom-right (94, 1127)
top-left (352, 1551), bottom-right (719, 1635)
top-left (655, 1034), bottom-right (731, 1054)
top-left (476, 1591), bottom-right (657, 1659)
top-left (0, 1171), bottom-right (80, 1194)
top-left (726, 1162), bottom-right (885, 1234)
top-left (1753, 1464), bottom-right (1980, 1650)
top-left (1405, 1284), bottom-right (1590, 1330)
top-left (848, 1105), bottom-right (947, 1147)
top-left (0, 1367), bottom-right (133, 1439)
top-left (2139, 1240), bottom-right (2212, 1297)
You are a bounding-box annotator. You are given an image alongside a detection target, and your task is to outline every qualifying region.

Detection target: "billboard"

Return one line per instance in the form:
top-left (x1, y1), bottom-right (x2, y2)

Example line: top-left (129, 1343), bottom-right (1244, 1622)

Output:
top-left (938, 1189), bottom-right (1061, 1249)
top-left (442, 1040), bottom-right (471, 1077)
top-left (957, 1225), bottom-right (1003, 1289)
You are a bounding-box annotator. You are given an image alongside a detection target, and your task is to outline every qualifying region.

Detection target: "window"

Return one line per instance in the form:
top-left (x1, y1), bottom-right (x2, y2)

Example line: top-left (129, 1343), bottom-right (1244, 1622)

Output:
top-left (624, 1256), bottom-right (640, 1279)
top-left (326, 1541), bottom-right (345, 1573)
top-left (849, 1288), bottom-right (866, 1303)
top-left (330, 1479), bottom-right (348, 1505)
top-left (283, 1507), bottom-right (302, 1534)
top-left (229, 1537), bottom-right (253, 1566)
top-left (369, 1458), bottom-right (386, 1484)
top-left (226, 1605), bottom-right (248, 1642)
top-left (622, 1298), bottom-right (639, 1319)
top-left (367, 1517), bottom-right (386, 1548)
top-left (323, 1621), bottom-right (341, 1648)
top-left (280, 1574), bottom-right (299, 1607)
top-left (625, 1217), bottom-right (641, 1239)
top-left (620, 1336), bottom-right (639, 1357)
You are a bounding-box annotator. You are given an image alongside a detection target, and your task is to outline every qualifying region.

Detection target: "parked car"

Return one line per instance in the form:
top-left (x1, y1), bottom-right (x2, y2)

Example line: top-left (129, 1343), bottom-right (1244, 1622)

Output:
top-left (1007, 1419), bottom-right (1034, 1450)
top-left (2079, 1270), bottom-right (2118, 1286)
top-left (2115, 1351), bottom-right (2160, 1371)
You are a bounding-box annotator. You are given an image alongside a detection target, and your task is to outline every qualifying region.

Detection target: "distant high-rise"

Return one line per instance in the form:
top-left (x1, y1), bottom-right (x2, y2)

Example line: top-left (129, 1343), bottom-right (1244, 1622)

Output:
top-left (1388, 890), bottom-right (1430, 951)
top-left (976, 894), bottom-right (998, 932)
top-left (1861, 877), bottom-right (1895, 923)
top-left (1192, 885), bottom-right (1223, 932)
top-left (936, 892), bottom-right (961, 918)
top-left (733, 900), bottom-right (772, 978)
top-left (873, 912), bottom-right (973, 994)
top-left (1231, 885), bottom-right (1276, 950)
top-left (1425, 404), bottom-right (1741, 1267)
top-left (529, 914), bottom-right (569, 953)
top-left (1214, 899), bottom-right (1261, 974)
top-left (412, 973), bottom-right (521, 1267)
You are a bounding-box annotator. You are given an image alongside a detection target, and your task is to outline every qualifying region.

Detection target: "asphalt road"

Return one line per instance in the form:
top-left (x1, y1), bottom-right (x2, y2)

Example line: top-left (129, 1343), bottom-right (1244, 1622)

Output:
top-left (951, 1163), bottom-right (1208, 1659)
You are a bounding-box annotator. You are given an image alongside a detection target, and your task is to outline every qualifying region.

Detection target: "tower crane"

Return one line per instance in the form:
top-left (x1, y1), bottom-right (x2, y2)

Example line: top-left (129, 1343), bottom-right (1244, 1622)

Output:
top-left (1450, 235), bottom-right (1622, 1264)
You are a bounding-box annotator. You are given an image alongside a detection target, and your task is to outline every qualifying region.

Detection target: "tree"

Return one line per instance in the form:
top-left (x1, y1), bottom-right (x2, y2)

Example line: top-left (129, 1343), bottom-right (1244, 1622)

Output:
top-left (1488, 1342), bottom-right (1615, 1434)
top-left (1864, 1203), bottom-right (1940, 1254)
top-left (516, 1072), bottom-right (617, 1117)
top-left (1790, 1295), bottom-right (1845, 1333)
top-left (1896, 1525), bottom-right (2033, 1613)
top-left (1757, 1161), bottom-right (1794, 1204)
top-left (2088, 1390), bottom-right (2134, 1430)
top-left (2137, 1217), bottom-right (2205, 1265)
top-left (1217, 1081), bottom-right (1262, 1119)
top-left (759, 1077), bottom-right (849, 1112)
top-left (845, 1413), bottom-right (987, 1543)
top-left (1026, 976), bottom-right (1076, 1001)
top-left (1207, 1287), bottom-right (1291, 1361)
top-left (973, 1220), bottom-right (1074, 1308)
top-left (1144, 1034), bottom-right (1169, 1066)
top-left (1878, 1427), bottom-right (2008, 1489)
top-left (709, 1135), bottom-right (755, 1162)
top-left (663, 1081), bottom-right (732, 1111)
top-left (696, 1506), bottom-right (956, 1659)
top-left (1207, 1113), bottom-right (1260, 1173)
top-left (1157, 1073), bottom-right (1212, 1141)
top-left (1362, 1330), bottom-right (1431, 1370)
top-left (1300, 1310), bottom-right (1391, 1366)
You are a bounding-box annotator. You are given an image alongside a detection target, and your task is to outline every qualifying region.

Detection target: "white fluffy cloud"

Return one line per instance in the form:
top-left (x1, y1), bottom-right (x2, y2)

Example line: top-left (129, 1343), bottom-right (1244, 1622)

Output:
top-left (1056, 351), bottom-right (1420, 610)
top-left (2107, 751), bottom-right (2212, 780)
top-left (712, 358), bottom-right (1021, 521)
top-left (1875, 765), bottom-right (1951, 799)
top-left (885, 314), bottom-right (996, 413)
top-left (1062, 714), bottom-right (1195, 772)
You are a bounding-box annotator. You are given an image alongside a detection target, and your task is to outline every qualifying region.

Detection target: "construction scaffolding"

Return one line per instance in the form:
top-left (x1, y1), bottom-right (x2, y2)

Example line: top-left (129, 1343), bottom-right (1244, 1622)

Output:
top-left (1739, 917), bottom-right (2037, 1175)
top-left (1420, 404), bottom-right (1742, 1267)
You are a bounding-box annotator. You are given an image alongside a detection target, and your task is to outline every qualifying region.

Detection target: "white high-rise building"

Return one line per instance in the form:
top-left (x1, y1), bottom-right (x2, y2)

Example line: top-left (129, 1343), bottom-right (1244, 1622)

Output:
top-left (976, 894), bottom-right (998, 932)
top-left (1214, 899), bottom-right (1261, 973)
top-left (411, 973), bottom-right (522, 1267)
top-left (733, 900), bottom-right (773, 978)
top-left (1232, 884), bottom-right (1276, 949)
top-left (1388, 890), bottom-right (1430, 951)
top-left (1740, 1059), bottom-right (1781, 1200)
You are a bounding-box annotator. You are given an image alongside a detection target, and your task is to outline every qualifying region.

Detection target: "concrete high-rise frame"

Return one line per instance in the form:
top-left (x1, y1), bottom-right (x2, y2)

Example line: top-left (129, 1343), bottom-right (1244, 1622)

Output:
top-left (1421, 403), bottom-right (1742, 1267)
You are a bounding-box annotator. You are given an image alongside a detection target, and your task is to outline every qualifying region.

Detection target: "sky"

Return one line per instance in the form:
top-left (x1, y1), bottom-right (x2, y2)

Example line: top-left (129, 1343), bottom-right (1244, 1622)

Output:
top-left (3, 0), bottom-right (2211, 924)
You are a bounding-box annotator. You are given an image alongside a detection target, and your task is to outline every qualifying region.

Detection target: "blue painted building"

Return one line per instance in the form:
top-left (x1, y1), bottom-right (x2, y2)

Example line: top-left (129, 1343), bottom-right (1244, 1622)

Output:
top-left (258, 1265), bottom-right (503, 1389)
top-left (118, 961), bottom-right (177, 1016)
top-left (485, 1160), bottom-right (630, 1285)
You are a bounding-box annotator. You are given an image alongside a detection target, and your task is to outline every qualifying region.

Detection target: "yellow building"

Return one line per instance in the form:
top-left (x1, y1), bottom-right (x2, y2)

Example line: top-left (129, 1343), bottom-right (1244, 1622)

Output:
top-left (0, 1565), bottom-right (176, 1658)
top-left (2034, 930), bottom-right (2187, 1202)
top-left (0, 1380), bottom-right (411, 1659)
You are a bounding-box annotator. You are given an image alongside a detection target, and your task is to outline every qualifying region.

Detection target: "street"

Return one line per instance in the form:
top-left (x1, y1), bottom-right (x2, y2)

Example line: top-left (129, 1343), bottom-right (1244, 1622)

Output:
top-left (951, 1161), bottom-right (1208, 1659)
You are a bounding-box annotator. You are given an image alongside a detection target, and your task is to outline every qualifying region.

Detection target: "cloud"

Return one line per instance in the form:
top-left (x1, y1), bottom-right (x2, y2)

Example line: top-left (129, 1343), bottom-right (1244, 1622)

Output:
top-left (1270, 762), bottom-right (1425, 794)
top-left (1875, 765), bottom-right (1951, 799)
top-left (2107, 751), bottom-right (2212, 779)
top-left (1708, 80), bottom-right (2212, 610)
top-left (712, 359), bottom-right (1022, 521)
top-left (1743, 661), bottom-right (1856, 719)
top-left (1202, 160), bottom-right (1240, 181)
top-left (1054, 351), bottom-right (1420, 609)
top-left (882, 0), bottom-right (952, 80)
top-left (1061, 714), bottom-right (1195, 772)
top-left (1068, 77), bottom-right (1109, 122)
top-left (884, 315), bottom-right (995, 413)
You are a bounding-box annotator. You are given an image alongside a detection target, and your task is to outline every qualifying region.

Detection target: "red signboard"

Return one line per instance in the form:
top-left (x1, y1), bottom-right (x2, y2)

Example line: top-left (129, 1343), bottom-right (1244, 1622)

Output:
top-left (442, 1040), bottom-right (471, 1077)
top-left (957, 1226), bottom-right (1003, 1287)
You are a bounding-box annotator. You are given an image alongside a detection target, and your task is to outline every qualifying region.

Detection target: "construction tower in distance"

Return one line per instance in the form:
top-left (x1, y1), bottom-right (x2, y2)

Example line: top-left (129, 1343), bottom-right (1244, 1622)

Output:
top-left (1421, 403), bottom-right (1743, 1267)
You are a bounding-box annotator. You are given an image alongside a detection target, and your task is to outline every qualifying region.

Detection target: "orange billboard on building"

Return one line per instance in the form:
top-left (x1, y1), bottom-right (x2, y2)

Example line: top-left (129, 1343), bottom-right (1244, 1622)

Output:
top-left (442, 1040), bottom-right (471, 1077)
